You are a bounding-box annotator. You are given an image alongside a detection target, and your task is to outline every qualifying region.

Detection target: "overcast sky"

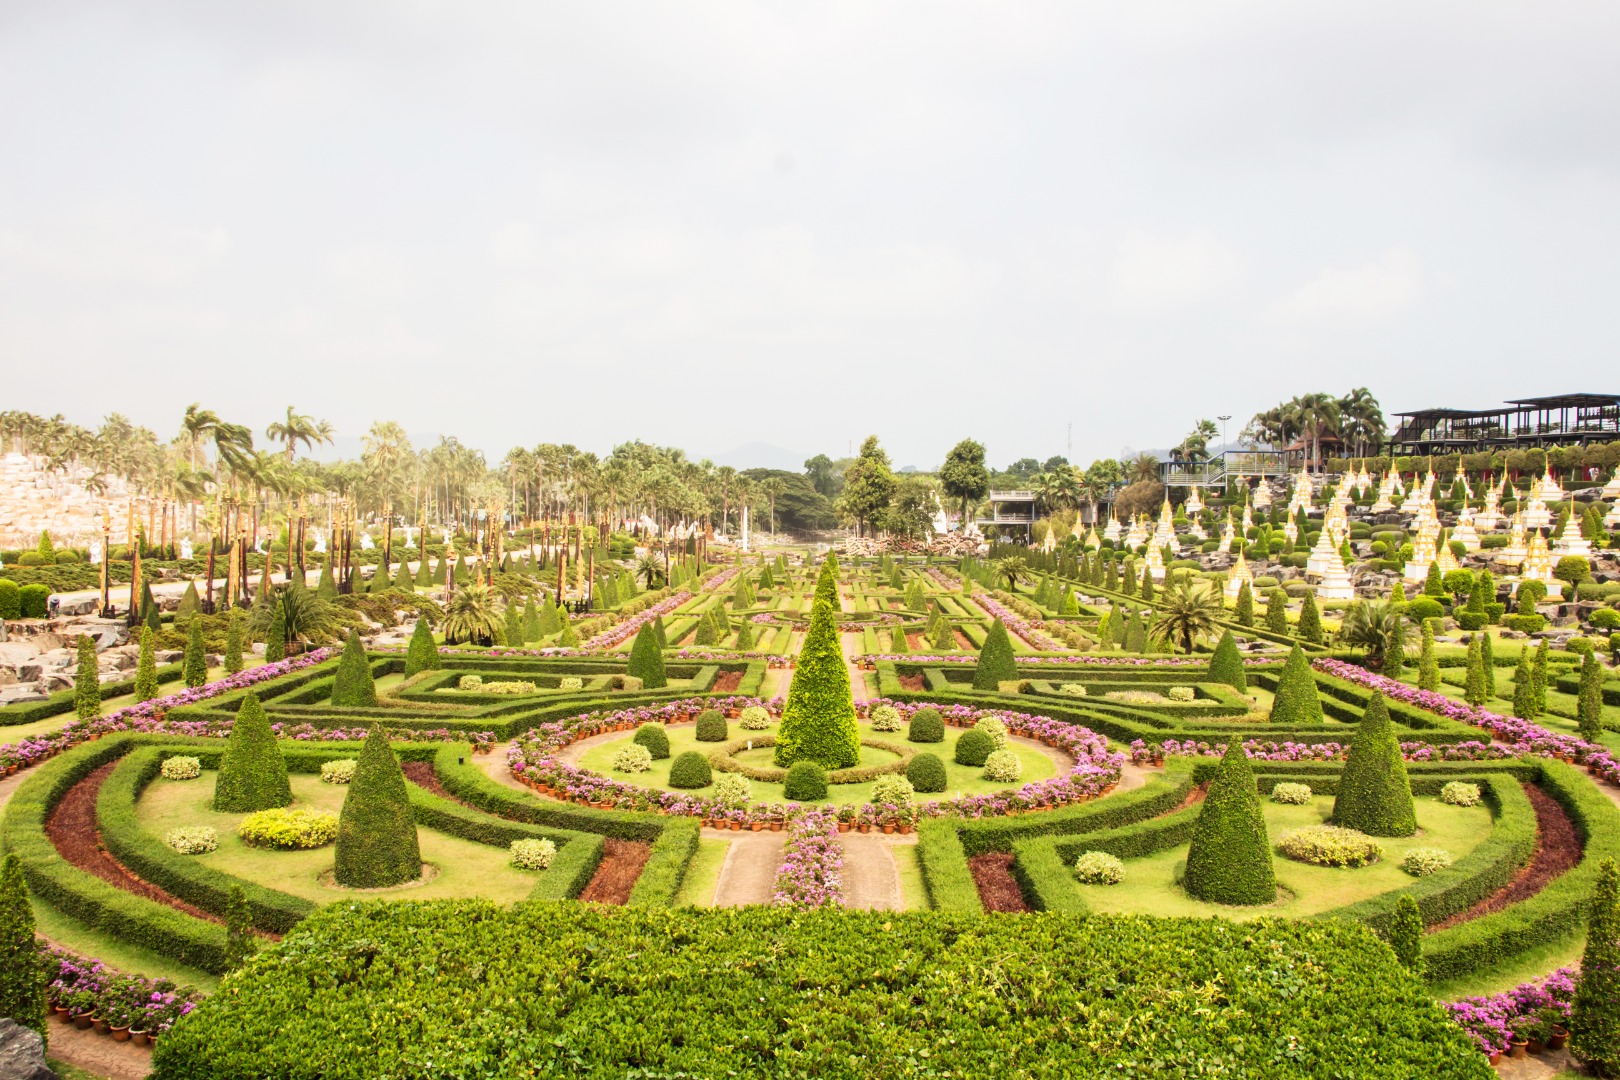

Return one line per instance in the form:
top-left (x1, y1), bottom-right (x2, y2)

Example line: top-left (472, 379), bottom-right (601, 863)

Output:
top-left (3, 2), bottom-right (1618, 470)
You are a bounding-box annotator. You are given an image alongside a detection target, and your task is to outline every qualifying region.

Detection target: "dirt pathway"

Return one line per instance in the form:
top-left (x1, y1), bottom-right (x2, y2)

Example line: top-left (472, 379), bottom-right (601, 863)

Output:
top-left (840, 832), bottom-right (913, 911)
top-left (44, 1015), bottom-right (153, 1079)
top-left (710, 828), bottom-right (785, 906)
top-left (475, 749), bottom-right (531, 793)
top-left (1116, 760), bottom-right (1162, 794)
top-left (840, 633), bottom-right (872, 703)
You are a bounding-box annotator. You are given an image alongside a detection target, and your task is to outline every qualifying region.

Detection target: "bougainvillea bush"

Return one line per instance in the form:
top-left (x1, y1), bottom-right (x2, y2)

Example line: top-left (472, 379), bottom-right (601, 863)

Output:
top-left (150, 902), bottom-right (1492, 1078)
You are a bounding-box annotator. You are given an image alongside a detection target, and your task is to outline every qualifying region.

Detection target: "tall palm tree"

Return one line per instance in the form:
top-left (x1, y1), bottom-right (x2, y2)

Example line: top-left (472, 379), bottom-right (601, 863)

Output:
top-left (1337, 388), bottom-right (1385, 458)
top-left (1294, 392), bottom-right (1341, 474)
top-left (1149, 577), bottom-right (1224, 653)
top-left (762, 476), bottom-right (786, 535)
top-left (1129, 453), bottom-right (1160, 485)
top-left (266, 407), bottom-right (332, 464)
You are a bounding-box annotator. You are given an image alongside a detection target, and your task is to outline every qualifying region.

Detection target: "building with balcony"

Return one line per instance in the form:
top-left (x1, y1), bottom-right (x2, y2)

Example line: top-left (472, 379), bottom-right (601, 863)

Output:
top-left (975, 490), bottom-right (1037, 536)
top-left (1388, 393), bottom-right (1620, 457)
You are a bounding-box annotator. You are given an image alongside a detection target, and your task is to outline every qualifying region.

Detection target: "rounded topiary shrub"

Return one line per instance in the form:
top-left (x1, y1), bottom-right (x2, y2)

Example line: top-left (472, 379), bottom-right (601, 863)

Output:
top-left (1277, 825), bottom-right (1382, 868)
top-left (695, 709), bottom-right (729, 742)
top-left (906, 752), bottom-right (947, 793)
top-left (1402, 847), bottom-right (1454, 877)
top-left (908, 708), bottom-right (944, 743)
top-left (668, 751), bottom-right (712, 790)
top-left (982, 749), bottom-right (1022, 783)
top-left (973, 716), bottom-right (1009, 751)
top-left (783, 760), bottom-right (828, 802)
top-left (1270, 782), bottom-right (1312, 805)
top-left (739, 705), bottom-right (771, 730)
top-left (868, 704), bottom-right (902, 732)
top-left (633, 723), bottom-right (671, 759)
top-left (870, 774), bottom-right (914, 806)
top-left (1074, 851), bottom-right (1125, 885)
top-left (1440, 781), bottom-right (1482, 807)
top-left (954, 728), bottom-right (994, 767)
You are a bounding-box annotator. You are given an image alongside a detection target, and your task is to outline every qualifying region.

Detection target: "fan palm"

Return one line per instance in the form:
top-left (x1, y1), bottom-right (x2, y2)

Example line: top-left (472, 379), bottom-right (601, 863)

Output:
top-left (635, 553), bottom-right (667, 590)
top-left (251, 582), bottom-right (340, 647)
top-left (993, 556), bottom-right (1028, 590)
top-left (1149, 577), bottom-right (1224, 653)
top-left (1339, 600), bottom-right (1408, 671)
top-left (442, 583), bottom-right (503, 646)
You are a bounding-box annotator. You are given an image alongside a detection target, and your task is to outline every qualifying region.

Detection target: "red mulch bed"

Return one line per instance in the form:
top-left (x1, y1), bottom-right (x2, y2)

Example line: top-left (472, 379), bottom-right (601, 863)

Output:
top-left (401, 760), bottom-right (468, 805)
top-left (712, 670), bottom-right (744, 693)
top-left (1430, 784), bottom-right (1583, 932)
top-left (897, 673), bottom-right (925, 692)
top-left (578, 839), bottom-right (652, 905)
top-left (44, 760), bottom-right (256, 931)
top-left (968, 852), bottom-right (1030, 913)
top-left (1173, 784), bottom-right (1208, 812)
top-left (954, 630), bottom-right (975, 650)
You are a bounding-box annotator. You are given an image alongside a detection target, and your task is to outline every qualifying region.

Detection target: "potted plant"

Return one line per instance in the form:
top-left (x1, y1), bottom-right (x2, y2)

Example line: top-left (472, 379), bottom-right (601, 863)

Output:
top-left (1541, 1007), bottom-right (1569, 1050)
top-left (1506, 1014), bottom-right (1536, 1058)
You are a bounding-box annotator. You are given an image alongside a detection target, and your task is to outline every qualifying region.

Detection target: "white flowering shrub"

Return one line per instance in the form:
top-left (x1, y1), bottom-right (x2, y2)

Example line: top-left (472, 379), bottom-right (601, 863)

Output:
top-left (457, 675), bottom-right (483, 690)
top-left (1402, 848), bottom-right (1455, 877)
top-left (1440, 782), bottom-right (1482, 807)
top-left (321, 759), bottom-right (357, 784)
top-left (974, 716), bottom-right (1009, 751)
top-left (712, 773), bottom-right (751, 809)
top-left (1074, 851), bottom-right (1125, 885)
top-left (558, 677), bottom-right (584, 691)
top-left (1167, 686), bottom-right (1195, 702)
top-left (1270, 782), bottom-right (1313, 805)
top-left (982, 749), bottom-right (1022, 783)
top-left (481, 680), bottom-right (537, 695)
top-left (870, 774), bottom-right (915, 806)
top-left (510, 838), bottom-right (558, 871)
top-left (739, 705), bottom-right (771, 730)
top-left (868, 705), bottom-right (903, 732)
top-left (160, 756), bottom-right (201, 781)
top-left (165, 826), bottom-right (217, 855)
top-left (1058, 683), bottom-right (1088, 697)
top-left (612, 744), bottom-right (653, 773)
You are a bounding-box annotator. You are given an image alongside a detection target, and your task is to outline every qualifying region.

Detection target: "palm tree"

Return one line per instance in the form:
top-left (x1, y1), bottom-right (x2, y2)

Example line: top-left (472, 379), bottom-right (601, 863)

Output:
top-left (992, 555), bottom-right (1028, 590)
top-left (635, 553), bottom-right (667, 590)
top-left (1339, 600), bottom-right (1408, 672)
top-left (1149, 577), bottom-right (1224, 653)
top-left (251, 583), bottom-right (340, 648)
top-left (265, 407), bottom-right (332, 463)
top-left (1129, 453), bottom-right (1160, 485)
top-left (178, 404), bottom-right (221, 473)
top-left (442, 583), bottom-right (503, 645)
top-left (1337, 388), bottom-right (1385, 458)
top-left (762, 476), bottom-right (786, 535)
top-left (1294, 392), bottom-right (1341, 474)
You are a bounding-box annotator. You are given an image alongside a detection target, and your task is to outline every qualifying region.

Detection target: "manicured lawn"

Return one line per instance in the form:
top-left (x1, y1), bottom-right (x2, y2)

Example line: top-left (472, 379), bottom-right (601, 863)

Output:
top-left (674, 838), bottom-right (728, 907)
top-left (1074, 794), bottom-right (1491, 920)
top-left (136, 773), bottom-right (540, 905)
top-left (30, 898), bottom-right (219, 992)
top-left (574, 720), bottom-right (1057, 806)
top-left (892, 843), bottom-right (928, 911)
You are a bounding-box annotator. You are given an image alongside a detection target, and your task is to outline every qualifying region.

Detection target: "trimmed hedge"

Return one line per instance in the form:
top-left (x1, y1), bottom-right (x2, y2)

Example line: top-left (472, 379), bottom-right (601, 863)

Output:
top-left (0, 663), bottom-right (186, 729)
top-left (668, 751), bottom-right (712, 790)
top-left (972, 619), bottom-right (1019, 690)
top-left (783, 760), bottom-right (828, 801)
top-left (1332, 692), bottom-right (1417, 837)
top-left (774, 594), bottom-right (860, 769)
top-left (329, 631), bottom-right (379, 708)
top-left (633, 723), bottom-right (671, 759)
top-left (148, 903), bottom-right (1492, 1078)
top-left (906, 752), bottom-right (947, 793)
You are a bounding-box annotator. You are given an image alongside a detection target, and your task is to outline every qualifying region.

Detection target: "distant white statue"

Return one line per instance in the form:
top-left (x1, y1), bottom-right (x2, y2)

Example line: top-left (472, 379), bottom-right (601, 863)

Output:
top-left (314, 532), bottom-right (327, 554)
top-left (741, 505), bottom-right (750, 553)
top-left (360, 533), bottom-right (375, 551)
top-left (90, 542), bottom-right (103, 566)
top-left (179, 538), bottom-right (193, 560)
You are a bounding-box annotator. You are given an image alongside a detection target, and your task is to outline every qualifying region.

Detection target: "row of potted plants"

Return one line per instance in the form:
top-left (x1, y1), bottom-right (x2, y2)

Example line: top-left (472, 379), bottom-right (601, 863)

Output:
top-left (771, 808), bottom-right (844, 908)
top-left (41, 943), bottom-right (202, 1046)
top-left (1445, 966), bottom-right (1573, 1060)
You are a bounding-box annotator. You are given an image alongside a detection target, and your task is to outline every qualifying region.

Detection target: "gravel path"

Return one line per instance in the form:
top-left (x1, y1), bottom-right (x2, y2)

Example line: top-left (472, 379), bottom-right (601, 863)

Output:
top-left (840, 832), bottom-right (913, 911)
top-left (709, 829), bottom-right (785, 906)
top-left (44, 1015), bottom-right (154, 1079)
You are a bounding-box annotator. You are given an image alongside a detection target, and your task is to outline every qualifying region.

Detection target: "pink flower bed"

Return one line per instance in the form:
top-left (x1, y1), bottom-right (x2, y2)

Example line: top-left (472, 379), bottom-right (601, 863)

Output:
top-left (1446, 968), bottom-right (1574, 1056)
top-left (772, 808), bottom-right (844, 908)
top-left (970, 592), bottom-right (1063, 651)
top-left (582, 592), bottom-right (693, 650)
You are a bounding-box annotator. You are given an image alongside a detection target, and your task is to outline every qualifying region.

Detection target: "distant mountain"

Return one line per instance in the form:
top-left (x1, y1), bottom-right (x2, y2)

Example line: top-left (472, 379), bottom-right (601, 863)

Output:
top-left (710, 442), bottom-right (809, 472)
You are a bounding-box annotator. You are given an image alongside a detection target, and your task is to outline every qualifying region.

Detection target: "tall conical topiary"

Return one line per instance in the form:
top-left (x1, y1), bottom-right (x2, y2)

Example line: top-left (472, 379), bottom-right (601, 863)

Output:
top-left (538, 600), bottom-right (561, 637)
top-left (1572, 858), bottom-right (1620, 1074)
top-left (183, 618), bottom-right (208, 688)
top-left (132, 626), bottom-right (159, 702)
top-left (316, 562), bottom-right (338, 600)
top-left (330, 630), bottom-right (378, 708)
top-left (1387, 894), bottom-right (1424, 975)
top-left (1207, 630), bottom-right (1246, 691)
top-left (1463, 637), bottom-right (1487, 706)
top-left (1512, 647), bottom-right (1536, 719)
top-left (522, 598), bottom-right (541, 643)
top-left (972, 619), bottom-right (1020, 690)
top-left (813, 558), bottom-right (839, 609)
top-left (1184, 739), bottom-right (1275, 905)
top-left (1332, 691), bottom-right (1416, 836)
top-left (214, 692), bottom-right (292, 811)
top-left (1266, 589), bottom-right (1288, 634)
top-left (503, 604), bottom-right (522, 648)
top-left (263, 606), bottom-right (286, 663)
top-left (1234, 581), bottom-right (1254, 627)
top-left (1532, 639), bottom-right (1549, 716)
top-left (334, 725), bottom-right (422, 888)
top-left (1481, 632), bottom-right (1496, 698)
top-left (404, 618), bottom-right (440, 678)
top-left (223, 612), bottom-right (244, 675)
top-left (1418, 621), bottom-right (1440, 691)
top-left (393, 561), bottom-right (415, 592)
top-left (1269, 644), bottom-right (1323, 725)
top-left (1297, 592), bottom-right (1323, 644)
top-left (626, 622), bottom-right (667, 689)
top-left (176, 580), bottom-right (200, 623)
top-left (0, 851), bottom-right (46, 1046)
top-left (1580, 650), bottom-right (1606, 743)
top-left (774, 593), bottom-right (859, 769)
top-left (73, 634), bottom-right (101, 720)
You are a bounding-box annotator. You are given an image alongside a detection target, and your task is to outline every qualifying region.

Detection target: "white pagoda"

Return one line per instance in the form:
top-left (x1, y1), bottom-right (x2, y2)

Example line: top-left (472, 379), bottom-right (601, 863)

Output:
top-left (1521, 531), bottom-right (1562, 597)
top-left (1124, 515), bottom-right (1148, 549)
top-left (1252, 478), bottom-right (1272, 511)
top-left (1184, 486), bottom-right (1204, 515)
top-left (1143, 540), bottom-right (1167, 582)
top-left (1495, 512), bottom-right (1529, 568)
top-left (1404, 528), bottom-right (1438, 584)
top-left (1102, 515), bottom-right (1122, 543)
top-left (1151, 500), bottom-right (1178, 553)
top-left (1315, 546), bottom-right (1356, 600)
top-left (1223, 548), bottom-right (1253, 601)
top-left (1306, 529), bottom-right (1337, 577)
top-left (1451, 508), bottom-right (1481, 553)
top-left (1604, 469), bottom-right (1620, 500)
top-left (1551, 511), bottom-right (1593, 559)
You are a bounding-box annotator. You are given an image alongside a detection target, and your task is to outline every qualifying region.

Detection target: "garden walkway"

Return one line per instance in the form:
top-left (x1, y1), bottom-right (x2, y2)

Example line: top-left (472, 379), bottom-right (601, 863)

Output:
top-left (840, 831), bottom-right (913, 911)
top-left (709, 828), bottom-right (784, 906)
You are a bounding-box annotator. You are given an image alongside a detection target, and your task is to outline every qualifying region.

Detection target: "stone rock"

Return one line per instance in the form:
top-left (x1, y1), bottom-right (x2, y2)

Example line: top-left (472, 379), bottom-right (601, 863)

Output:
top-left (155, 650), bottom-right (184, 664)
top-left (37, 649), bottom-right (75, 669)
top-left (13, 664), bottom-right (42, 682)
top-left (0, 668), bottom-right (14, 686)
top-left (0, 1018), bottom-right (54, 1080)
top-left (0, 688), bottom-right (47, 705)
top-left (28, 633), bottom-right (63, 652)
top-left (0, 641), bottom-right (42, 666)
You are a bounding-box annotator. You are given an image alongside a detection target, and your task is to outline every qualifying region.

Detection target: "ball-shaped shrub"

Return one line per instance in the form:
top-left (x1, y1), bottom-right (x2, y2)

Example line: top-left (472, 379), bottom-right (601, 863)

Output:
top-left (1401, 847), bottom-right (1455, 877)
top-left (320, 759), bottom-right (357, 784)
top-left (868, 704), bottom-right (903, 732)
top-left (1270, 782), bottom-right (1312, 805)
top-left (908, 707), bottom-right (944, 743)
top-left (1168, 686), bottom-right (1195, 702)
top-left (509, 838), bottom-right (557, 870)
top-left (906, 752), bottom-right (947, 793)
top-left (982, 749), bottom-right (1022, 783)
top-left (870, 774), bottom-right (915, 807)
top-left (695, 709), bottom-right (729, 742)
top-left (739, 705), bottom-right (771, 730)
top-left (1590, 608), bottom-right (1620, 632)
top-left (1058, 683), bottom-right (1088, 697)
top-left (668, 751), bottom-right (713, 789)
top-left (712, 773), bottom-right (751, 809)
top-left (633, 723), bottom-right (671, 760)
top-left (1405, 597), bottom-right (1445, 622)
top-left (1276, 825), bottom-right (1382, 868)
top-left (954, 728), bottom-right (995, 767)
top-left (613, 744), bottom-right (654, 773)
top-left (165, 826), bottom-right (217, 855)
top-left (1074, 851), bottom-right (1125, 885)
top-left (1440, 781), bottom-right (1482, 807)
top-left (238, 807), bottom-right (339, 850)
top-left (783, 760), bottom-right (828, 802)
top-left (973, 717), bottom-right (1009, 751)
top-left (160, 756), bottom-right (201, 781)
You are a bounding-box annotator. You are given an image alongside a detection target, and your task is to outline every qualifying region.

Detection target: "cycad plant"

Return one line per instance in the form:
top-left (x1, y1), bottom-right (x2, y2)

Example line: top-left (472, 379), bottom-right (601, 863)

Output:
top-left (1340, 601), bottom-right (1408, 673)
top-left (442, 583), bottom-right (503, 646)
top-left (1148, 577), bottom-right (1223, 654)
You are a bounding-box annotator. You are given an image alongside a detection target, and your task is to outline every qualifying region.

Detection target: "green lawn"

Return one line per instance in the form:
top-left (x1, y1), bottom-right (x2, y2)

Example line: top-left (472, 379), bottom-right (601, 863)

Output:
top-left (136, 772), bottom-right (540, 905)
top-left (575, 720), bottom-right (1057, 806)
top-left (892, 843), bottom-right (928, 911)
top-left (1430, 929), bottom-right (1586, 1001)
top-left (1, 662), bottom-right (268, 744)
top-left (1074, 794), bottom-right (1492, 920)
top-left (30, 898), bottom-right (219, 992)
top-left (674, 838), bottom-right (728, 907)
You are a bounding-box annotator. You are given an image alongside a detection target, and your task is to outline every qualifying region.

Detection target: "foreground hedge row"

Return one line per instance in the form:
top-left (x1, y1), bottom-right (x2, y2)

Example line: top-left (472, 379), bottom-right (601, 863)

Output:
top-left (150, 902), bottom-right (1491, 1079)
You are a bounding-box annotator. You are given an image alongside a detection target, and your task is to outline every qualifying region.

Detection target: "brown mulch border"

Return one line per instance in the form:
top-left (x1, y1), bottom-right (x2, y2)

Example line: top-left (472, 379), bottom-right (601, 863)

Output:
top-left (579, 839), bottom-right (652, 905)
top-left (1429, 783), bottom-right (1583, 932)
top-left (401, 760), bottom-right (470, 806)
top-left (712, 670), bottom-right (744, 693)
top-left (967, 852), bottom-right (1030, 913)
top-left (897, 673), bottom-right (925, 692)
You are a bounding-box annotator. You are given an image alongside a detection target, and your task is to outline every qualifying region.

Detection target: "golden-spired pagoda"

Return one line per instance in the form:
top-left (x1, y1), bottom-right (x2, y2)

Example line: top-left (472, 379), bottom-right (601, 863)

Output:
top-left (1151, 499), bottom-right (1178, 553)
top-left (1536, 467), bottom-right (1565, 503)
top-left (1241, 502), bottom-right (1255, 532)
top-left (1144, 539), bottom-right (1167, 582)
top-left (1370, 469), bottom-right (1396, 513)
top-left (1251, 477), bottom-right (1272, 511)
top-left (1287, 468), bottom-right (1315, 516)
top-left (1354, 462), bottom-right (1373, 496)
top-left (1520, 530), bottom-right (1560, 596)
top-left (1084, 526), bottom-right (1101, 550)
top-left (1102, 514), bottom-right (1122, 543)
top-left (1184, 486), bottom-right (1204, 515)
top-left (1495, 512), bottom-right (1529, 567)
top-left (1306, 528), bottom-right (1337, 577)
top-left (1451, 507), bottom-right (1481, 553)
top-left (1223, 547), bottom-right (1253, 600)
top-left (1522, 490), bottom-right (1552, 532)
top-left (1477, 477), bottom-right (1503, 532)
top-left (1434, 535), bottom-right (1460, 575)
top-left (1219, 511), bottom-right (1236, 551)
top-left (1551, 507), bottom-right (1593, 559)
top-left (1042, 527), bottom-right (1058, 555)
top-left (1404, 522), bottom-right (1438, 583)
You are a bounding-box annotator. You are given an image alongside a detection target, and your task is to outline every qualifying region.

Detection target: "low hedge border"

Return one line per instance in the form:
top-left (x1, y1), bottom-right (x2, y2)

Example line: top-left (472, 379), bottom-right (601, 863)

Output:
top-left (955, 761), bottom-right (1197, 856)
top-left (0, 662), bottom-right (186, 727)
top-left (525, 835), bottom-right (605, 901)
top-left (430, 744), bottom-right (667, 843)
top-left (707, 734), bottom-right (916, 783)
top-left (1012, 804), bottom-right (1205, 912)
top-left (915, 819), bottom-right (982, 912)
top-left (627, 818), bottom-right (701, 907)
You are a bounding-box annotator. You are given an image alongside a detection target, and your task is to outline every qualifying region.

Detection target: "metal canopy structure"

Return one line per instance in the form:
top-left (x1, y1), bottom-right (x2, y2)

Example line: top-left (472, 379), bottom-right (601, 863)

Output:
top-left (1388, 393), bottom-right (1620, 456)
top-left (1158, 449), bottom-right (1289, 489)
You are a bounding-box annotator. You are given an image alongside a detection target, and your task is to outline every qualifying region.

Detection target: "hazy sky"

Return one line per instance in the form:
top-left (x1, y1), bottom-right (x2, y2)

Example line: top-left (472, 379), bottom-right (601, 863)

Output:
top-left (3, 2), bottom-right (1618, 470)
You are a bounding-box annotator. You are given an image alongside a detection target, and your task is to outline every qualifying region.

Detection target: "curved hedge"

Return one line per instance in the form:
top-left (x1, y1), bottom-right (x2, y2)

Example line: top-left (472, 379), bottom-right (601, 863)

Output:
top-left (149, 903), bottom-right (1493, 1078)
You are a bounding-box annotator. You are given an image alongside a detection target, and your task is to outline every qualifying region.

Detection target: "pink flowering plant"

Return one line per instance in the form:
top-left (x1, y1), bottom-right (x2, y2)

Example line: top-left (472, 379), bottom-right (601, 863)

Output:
top-left (772, 807), bottom-right (844, 907)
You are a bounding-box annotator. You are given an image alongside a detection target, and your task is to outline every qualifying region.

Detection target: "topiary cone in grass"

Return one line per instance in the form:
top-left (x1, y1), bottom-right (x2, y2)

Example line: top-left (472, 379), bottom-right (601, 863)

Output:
top-left (626, 622), bottom-right (667, 689)
top-left (972, 619), bottom-right (1019, 691)
top-left (334, 724), bottom-right (422, 888)
top-left (183, 618), bottom-right (208, 688)
top-left (1573, 858), bottom-right (1620, 1073)
top-left (0, 851), bottom-right (46, 1046)
top-left (73, 634), bottom-right (101, 720)
top-left (330, 630), bottom-right (378, 708)
top-left (1331, 691), bottom-right (1416, 837)
top-left (1269, 644), bottom-right (1323, 726)
top-left (404, 617), bottom-right (440, 678)
top-left (214, 693), bottom-right (292, 812)
top-left (1183, 739), bottom-right (1275, 905)
top-left (774, 594), bottom-right (859, 769)
top-left (1207, 630), bottom-right (1246, 692)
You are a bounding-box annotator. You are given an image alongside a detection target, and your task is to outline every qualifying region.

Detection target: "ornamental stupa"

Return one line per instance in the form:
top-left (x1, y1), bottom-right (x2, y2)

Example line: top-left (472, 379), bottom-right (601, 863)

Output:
top-left (1551, 509), bottom-right (1593, 559)
top-left (1536, 468), bottom-right (1565, 503)
top-left (1355, 464), bottom-right (1373, 496)
top-left (1477, 480), bottom-right (1503, 532)
top-left (1495, 512), bottom-right (1528, 567)
top-left (1186, 517), bottom-right (1207, 541)
top-left (1219, 514), bottom-right (1236, 551)
top-left (1251, 478), bottom-right (1272, 511)
top-left (1283, 518), bottom-right (1298, 545)
top-left (1084, 526), bottom-right (1101, 549)
top-left (1223, 547), bottom-right (1253, 601)
top-left (1370, 471), bottom-right (1396, 513)
top-left (1322, 492), bottom-right (1350, 547)
top-left (1389, 467), bottom-right (1406, 497)
top-left (1042, 527), bottom-right (1058, 555)
top-left (1521, 531), bottom-right (1561, 597)
top-left (1435, 537), bottom-right (1460, 575)
top-left (1102, 515), bottom-right (1122, 543)
top-left (1287, 468), bottom-right (1315, 516)
top-left (1151, 499), bottom-right (1178, 553)
top-left (1404, 527), bottom-right (1438, 583)
top-left (1124, 515), bottom-right (1148, 549)
top-left (1306, 528), bottom-right (1337, 577)
top-left (1315, 545), bottom-right (1356, 601)
top-left (1143, 539), bottom-right (1167, 582)
top-left (1522, 491), bottom-right (1552, 532)
top-left (1604, 468), bottom-right (1620, 500)
top-left (1184, 486), bottom-right (1204, 515)
top-left (1241, 503), bottom-right (1254, 532)
top-left (1451, 508), bottom-right (1481, 553)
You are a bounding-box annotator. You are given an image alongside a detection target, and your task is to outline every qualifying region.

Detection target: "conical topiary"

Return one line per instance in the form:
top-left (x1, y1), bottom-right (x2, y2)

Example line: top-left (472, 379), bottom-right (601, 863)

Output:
top-left (1463, 637), bottom-right (1486, 706)
top-left (316, 562), bottom-right (338, 600)
top-left (1183, 739), bottom-right (1275, 905)
top-left (73, 634), bottom-right (101, 720)
top-left (1234, 581), bottom-right (1254, 626)
top-left (213, 693), bottom-right (292, 812)
top-left (183, 618), bottom-right (207, 688)
top-left (503, 603), bottom-right (522, 648)
top-left (522, 598), bottom-right (541, 643)
top-left (626, 622), bottom-right (667, 689)
top-left (1418, 621), bottom-right (1439, 691)
top-left (972, 619), bottom-right (1019, 691)
top-left (404, 618), bottom-right (440, 678)
top-left (333, 725), bottom-right (422, 888)
top-left (330, 630), bottom-right (378, 707)
top-left (1572, 858), bottom-right (1620, 1073)
top-left (223, 613), bottom-right (244, 675)
top-left (1207, 630), bottom-right (1246, 691)
top-left (1269, 644), bottom-right (1323, 726)
top-left (1296, 592), bottom-right (1322, 644)
top-left (1266, 589), bottom-right (1288, 634)
top-left (0, 851), bottom-right (46, 1045)
top-left (774, 593), bottom-right (859, 769)
top-left (264, 606), bottom-right (286, 663)
top-left (132, 626), bottom-right (159, 702)
top-left (1332, 691), bottom-right (1416, 837)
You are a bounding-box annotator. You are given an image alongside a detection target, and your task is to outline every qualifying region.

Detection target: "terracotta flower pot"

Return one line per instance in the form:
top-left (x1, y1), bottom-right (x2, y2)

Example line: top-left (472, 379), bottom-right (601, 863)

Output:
top-left (52, 1006), bottom-right (70, 1020)
top-left (1508, 1039), bottom-right (1528, 1059)
top-left (858, 823), bottom-right (871, 833)
top-left (1549, 1027), bottom-right (1569, 1050)
top-left (882, 824), bottom-right (895, 834)
top-left (899, 825), bottom-right (913, 834)
top-left (770, 821), bottom-right (783, 831)
top-left (72, 1014), bottom-right (93, 1030)
top-left (837, 822), bottom-right (851, 832)
top-left (130, 1031), bottom-right (149, 1047)
top-left (112, 1027), bottom-right (131, 1042)
top-left (729, 821), bottom-right (742, 831)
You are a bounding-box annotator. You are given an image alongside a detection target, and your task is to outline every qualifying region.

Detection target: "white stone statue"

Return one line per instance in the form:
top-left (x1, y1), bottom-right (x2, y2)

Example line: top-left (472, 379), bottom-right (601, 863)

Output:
top-left (314, 532), bottom-right (327, 554)
top-left (360, 533), bottom-right (375, 551)
top-left (87, 541), bottom-right (100, 566)
top-left (179, 538), bottom-right (193, 560)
